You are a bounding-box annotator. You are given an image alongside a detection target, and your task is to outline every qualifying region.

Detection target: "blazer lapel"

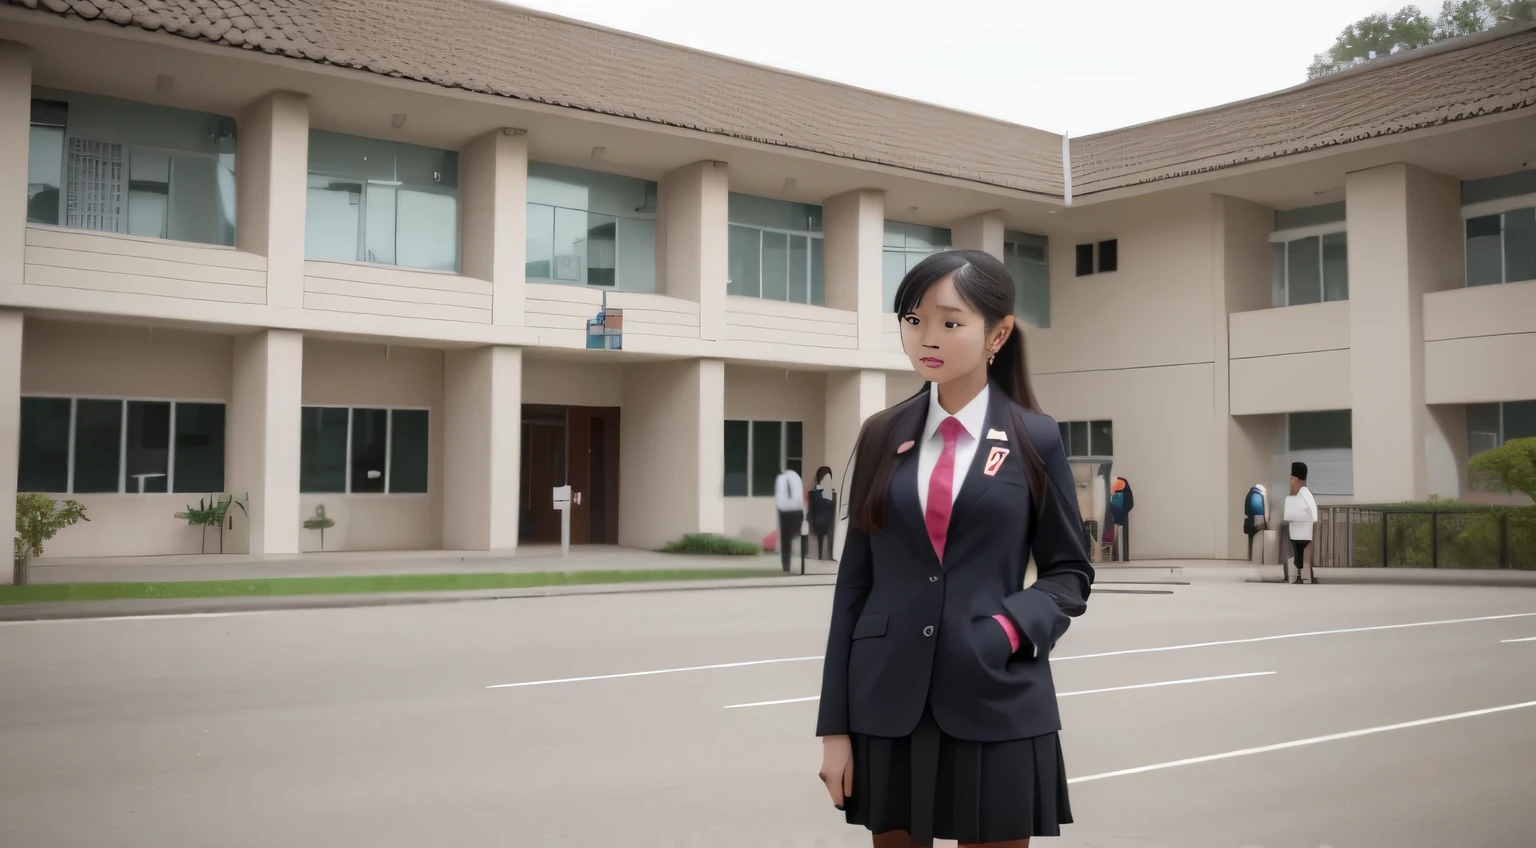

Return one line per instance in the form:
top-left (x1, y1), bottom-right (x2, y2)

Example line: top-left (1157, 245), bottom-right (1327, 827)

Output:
top-left (948, 384), bottom-right (1012, 540)
top-left (890, 452), bottom-right (940, 568)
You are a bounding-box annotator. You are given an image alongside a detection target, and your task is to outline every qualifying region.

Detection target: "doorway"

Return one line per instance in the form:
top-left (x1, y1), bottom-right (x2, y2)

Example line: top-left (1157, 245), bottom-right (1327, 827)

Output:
top-left (520, 405), bottom-right (620, 545)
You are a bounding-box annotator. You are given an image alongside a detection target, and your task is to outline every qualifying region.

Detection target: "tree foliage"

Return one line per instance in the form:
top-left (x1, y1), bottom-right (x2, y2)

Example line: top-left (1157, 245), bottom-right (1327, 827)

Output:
top-left (1308, 1), bottom-right (1536, 78)
top-left (14, 492), bottom-right (89, 568)
top-left (1468, 436), bottom-right (1536, 501)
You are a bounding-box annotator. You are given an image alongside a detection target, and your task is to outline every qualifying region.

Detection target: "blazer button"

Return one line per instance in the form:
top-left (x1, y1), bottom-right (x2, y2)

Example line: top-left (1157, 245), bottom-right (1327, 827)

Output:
top-left (929, 576), bottom-right (939, 583)
top-left (923, 625), bottom-right (935, 637)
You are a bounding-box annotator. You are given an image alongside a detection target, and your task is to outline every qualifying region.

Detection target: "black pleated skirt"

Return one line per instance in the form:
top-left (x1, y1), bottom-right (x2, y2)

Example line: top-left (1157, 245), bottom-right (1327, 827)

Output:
top-left (845, 707), bottom-right (1072, 845)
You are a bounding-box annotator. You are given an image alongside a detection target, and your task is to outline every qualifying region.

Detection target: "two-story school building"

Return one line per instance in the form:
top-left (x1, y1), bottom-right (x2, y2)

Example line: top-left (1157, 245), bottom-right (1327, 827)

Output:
top-left (1, 2), bottom-right (1533, 576)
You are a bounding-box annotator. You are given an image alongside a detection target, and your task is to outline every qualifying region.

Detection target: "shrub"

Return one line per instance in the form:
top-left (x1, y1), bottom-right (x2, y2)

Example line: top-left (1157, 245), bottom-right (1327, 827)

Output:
top-left (14, 493), bottom-right (89, 582)
top-left (660, 533), bottom-right (761, 556)
top-left (1468, 437), bottom-right (1536, 501)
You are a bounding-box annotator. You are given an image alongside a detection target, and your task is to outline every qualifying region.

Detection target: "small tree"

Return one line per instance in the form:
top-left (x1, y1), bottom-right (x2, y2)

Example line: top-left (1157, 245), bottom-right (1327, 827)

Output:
top-left (14, 493), bottom-right (89, 584)
top-left (304, 504), bottom-right (336, 551)
top-left (1468, 437), bottom-right (1536, 501)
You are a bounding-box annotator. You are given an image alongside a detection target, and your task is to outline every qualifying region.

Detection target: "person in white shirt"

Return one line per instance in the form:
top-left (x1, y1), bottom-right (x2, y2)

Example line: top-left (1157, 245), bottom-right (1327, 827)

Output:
top-left (774, 467), bottom-right (805, 573)
top-left (1286, 461), bottom-right (1319, 585)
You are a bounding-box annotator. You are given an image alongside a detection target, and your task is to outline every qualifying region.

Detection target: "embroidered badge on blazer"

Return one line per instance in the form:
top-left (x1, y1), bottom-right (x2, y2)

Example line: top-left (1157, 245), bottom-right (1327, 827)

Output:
top-left (897, 440), bottom-right (915, 455)
top-left (987, 428), bottom-right (1008, 442)
top-left (984, 446), bottom-right (1010, 476)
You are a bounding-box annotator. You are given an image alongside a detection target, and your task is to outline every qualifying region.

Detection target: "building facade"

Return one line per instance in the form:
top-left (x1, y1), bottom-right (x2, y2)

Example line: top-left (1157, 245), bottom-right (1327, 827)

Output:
top-left (1, 3), bottom-right (1533, 577)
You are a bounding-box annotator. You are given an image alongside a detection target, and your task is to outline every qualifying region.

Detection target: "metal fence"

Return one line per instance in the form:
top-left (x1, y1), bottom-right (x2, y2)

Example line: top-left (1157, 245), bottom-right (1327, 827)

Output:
top-left (1312, 506), bottom-right (1536, 570)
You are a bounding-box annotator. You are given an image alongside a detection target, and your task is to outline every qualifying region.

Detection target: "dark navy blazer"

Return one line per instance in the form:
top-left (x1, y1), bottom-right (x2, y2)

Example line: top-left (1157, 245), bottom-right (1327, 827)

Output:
top-left (816, 383), bottom-right (1095, 743)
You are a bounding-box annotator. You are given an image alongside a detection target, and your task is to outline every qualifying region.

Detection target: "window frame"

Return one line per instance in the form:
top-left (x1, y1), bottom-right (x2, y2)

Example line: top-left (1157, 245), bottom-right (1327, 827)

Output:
top-left (1284, 410), bottom-right (1354, 497)
top-left (1269, 222), bottom-right (1349, 307)
top-left (300, 405), bottom-right (431, 496)
top-left (726, 222), bottom-right (825, 305)
top-left (18, 394), bottom-right (227, 495)
top-left (1056, 419), bottom-right (1114, 459)
top-left (1460, 194), bottom-right (1536, 288)
top-left (722, 419), bottom-right (804, 498)
top-left (882, 221), bottom-right (953, 312)
top-left (1074, 241), bottom-right (1118, 277)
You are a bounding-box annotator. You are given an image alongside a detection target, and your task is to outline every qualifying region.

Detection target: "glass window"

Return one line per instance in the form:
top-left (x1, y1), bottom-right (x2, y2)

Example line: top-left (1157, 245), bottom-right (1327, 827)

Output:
top-left (1097, 240), bottom-right (1118, 273)
top-left (727, 195), bottom-right (825, 305)
top-left (17, 397), bottom-right (70, 493)
top-left (1505, 207), bottom-right (1536, 285)
top-left (1058, 420), bottom-right (1111, 458)
top-left (785, 422), bottom-right (804, 477)
top-left (1289, 410), bottom-right (1352, 451)
top-left (349, 408), bottom-right (389, 494)
top-left (1285, 236), bottom-right (1322, 305)
top-left (174, 402), bottom-right (226, 494)
top-left (389, 409), bottom-right (430, 495)
top-left (1322, 232), bottom-right (1349, 302)
top-left (526, 162), bottom-right (656, 292)
top-left (1075, 244), bottom-right (1094, 277)
top-left (1274, 202), bottom-right (1346, 231)
top-left (1466, 215), bottom-right (1504, 287)
top-left (306, 130), bottom-right (459, 272)
top-left (73, 399), bottom-right (123, 494)
top-left (883, 221), bottom-right (951, 312)
top-left (1461, 171), bottom-right (1536, 206)
top-left (26, 89), bottom-right (237, 245)
top-left (17, 398), bottom-right (227, 495)
top-left (125, 400), bottom-right (171, 494)
top-left (1466, 403), bottom-right (1502, 456)
top-left (723, 420), bottom-right (749, 497)
top-left (300, 407), bottom-right (349, 493)
top-left (1069, 421), bottom-right (1090, 457)
top-left (1090, 421), bottom-right (1114, 457)
top-left (751, 421), bottom-right (783, 498)
top-left (1005, 231), bottom-right (1050, 328)
top-left (1273, 232), bottom-right (1348, 306)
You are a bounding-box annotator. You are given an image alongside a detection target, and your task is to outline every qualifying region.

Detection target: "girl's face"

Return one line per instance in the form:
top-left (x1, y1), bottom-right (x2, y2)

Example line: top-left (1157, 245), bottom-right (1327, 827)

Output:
top-left (899, 273), bottom-right (1012, 385)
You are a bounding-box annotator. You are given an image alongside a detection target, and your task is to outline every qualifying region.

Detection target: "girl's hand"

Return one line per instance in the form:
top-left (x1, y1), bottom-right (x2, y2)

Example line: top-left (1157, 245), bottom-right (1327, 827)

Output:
top-left (819, 734), bottom-right (854, 808)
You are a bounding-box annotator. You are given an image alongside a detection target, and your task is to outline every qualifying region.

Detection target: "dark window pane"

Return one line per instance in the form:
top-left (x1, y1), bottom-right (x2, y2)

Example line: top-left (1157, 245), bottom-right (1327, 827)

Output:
top-left (173, 402), bottom-right (225, 493)
top-left (74, 399), bottom-right (122, 493)
top-left (1097, 239), bottom-right (1118, 273)
top-left (350, 408), bottom-right (388, 494)
top-left (300, 407), bottom-right (349, 493)
top-left (788, 235), bottom-right (809, 304)
top-left (1286, 236), bottom-right (1322, 305)
top-left (389, 409), bottom-right (430, 494)
top-left (761, 231), bottom-right (789, 301)
top-left (1090, 421), bottom-right (1114, 457)
top-left (1322, 232), bottom-right (1349, 302)
top-left (1466, 215), bottom-right (1503, 287)
top-left (810, 238), bottom-right (826, 306)
top-left (1467, 403), bottom-right (1502, 456)
top-left (125, 401), bottom-right (171, 494)
top-left (18, 397), bottom-right (71, 492)
top-left (1069, 421), bottom-right (1089, 457)
top-left (1058, 421), bottom-right (1069, 448)
top-left (1289, 410), bottom-right (1352, 451)
top-left (1075, 244), bottom-right (1094, 277)
top-left (724, 420), bottom-right (749, 497)
top-left (785, 421), bottom-right (803, 477)
top-left (1505, 400), bottom-right (1536, 442)
top-left (1504, 207), bottom-right (1536, 284)
top-left (728, 225), bottom-right (761, 298)
top-left (751, 421), bottom-right (783, 497)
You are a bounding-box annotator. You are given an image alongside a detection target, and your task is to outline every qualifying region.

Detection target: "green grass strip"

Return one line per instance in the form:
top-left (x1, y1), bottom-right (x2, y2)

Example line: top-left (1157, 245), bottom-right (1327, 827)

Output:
top-left (0, 568), bottom-right (786, 605)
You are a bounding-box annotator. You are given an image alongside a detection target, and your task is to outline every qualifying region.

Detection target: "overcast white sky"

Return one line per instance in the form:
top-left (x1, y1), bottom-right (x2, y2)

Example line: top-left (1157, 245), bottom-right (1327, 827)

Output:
top-left (508, 0), bottom-right (1400, 135)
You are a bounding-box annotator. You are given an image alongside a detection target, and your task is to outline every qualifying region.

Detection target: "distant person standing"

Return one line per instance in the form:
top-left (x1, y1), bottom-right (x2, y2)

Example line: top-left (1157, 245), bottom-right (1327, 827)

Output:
top-left (808, 466), bottom-right (837, 561)
top-left (1109, 477), bottom-right (1134, 561)
top-left (774, 466), bottom-right (805, 574)
top-left (1284, 462), bottom-right (1318, 584)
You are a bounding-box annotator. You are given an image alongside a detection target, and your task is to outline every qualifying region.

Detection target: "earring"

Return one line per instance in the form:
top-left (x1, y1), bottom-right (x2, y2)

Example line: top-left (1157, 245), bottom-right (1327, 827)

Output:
top-left (988, 352), bottom-right (996, 365)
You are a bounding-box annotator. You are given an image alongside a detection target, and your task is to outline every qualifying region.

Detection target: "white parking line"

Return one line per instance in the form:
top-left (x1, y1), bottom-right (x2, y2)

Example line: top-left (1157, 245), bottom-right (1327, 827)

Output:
top-left (1068, 700), bottom-right (1536, 784)
top-left (486, 656), bottom-right (823, 689)
top-left (723, 671), bottom-right (1277, 709)
top-left (1501, 636), bottom-right (1536, 643)
top-left (485, 611), bottom-right (1536, 691)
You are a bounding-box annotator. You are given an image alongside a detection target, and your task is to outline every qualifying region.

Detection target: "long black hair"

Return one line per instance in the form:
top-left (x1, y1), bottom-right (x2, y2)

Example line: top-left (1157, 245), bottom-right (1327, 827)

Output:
top-left (846, 249), bottom-right (1045, 533)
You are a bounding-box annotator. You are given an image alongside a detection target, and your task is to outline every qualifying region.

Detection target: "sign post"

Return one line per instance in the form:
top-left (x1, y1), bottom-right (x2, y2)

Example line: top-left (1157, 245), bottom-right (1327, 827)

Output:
top-left (553, 485), bottom-right (572, 556)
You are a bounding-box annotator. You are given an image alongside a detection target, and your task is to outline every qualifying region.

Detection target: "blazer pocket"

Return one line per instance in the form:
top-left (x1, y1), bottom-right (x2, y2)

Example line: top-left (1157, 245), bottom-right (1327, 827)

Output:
top-left (850, 613), bottom-right (889, 640)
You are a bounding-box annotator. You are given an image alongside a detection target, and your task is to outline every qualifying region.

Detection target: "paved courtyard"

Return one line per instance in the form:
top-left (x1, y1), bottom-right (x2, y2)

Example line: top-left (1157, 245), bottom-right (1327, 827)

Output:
top-left (0, 577), bottom-right (1532, 846)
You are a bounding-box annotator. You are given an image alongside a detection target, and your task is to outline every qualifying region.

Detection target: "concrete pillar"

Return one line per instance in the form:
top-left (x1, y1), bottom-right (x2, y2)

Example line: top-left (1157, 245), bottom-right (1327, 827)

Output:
top-left (825, 369), bottom-right (887, 491)
top-left (460, 129), bottom-right (528, 327)
top-left (0, 311), bottom-right (19, 584)
top-left (1214, 195), bottom-right (1279, 557)
top-left (1346, 164), bottom-right (1464, 502)
top-left (442, 346), bottom-right (523, 550)
top-left (237, 92), bottom-right (310, 311)
top-left (952, 210), bottom-right (1005, 260)
top-left (658, 161), bottom-right (728, 340)
top-left (619, 359), bottom-right (725, 549)
top-left (228, 330), bottom-right (303, 555)
top-left (824, 189), bottom-right (886, 348)
top-left (0, 42), bottom-right (32, 289)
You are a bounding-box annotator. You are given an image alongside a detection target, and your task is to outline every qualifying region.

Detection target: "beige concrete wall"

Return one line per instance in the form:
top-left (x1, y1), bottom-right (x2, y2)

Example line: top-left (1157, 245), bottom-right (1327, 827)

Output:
top-left (460, 129), bottom-right (528, 327)
top-left (1227, 414), bottom-right (1285, 557)
top-left (823, 190), bottom-right (885, 348)
top-left (1229, 301), bottom-right (1350, 359)
top-left (1423, 281), bottom-right (1536, 404)
top-left (522, 359), bottom-right (624, 407)
top-left (20, 319), bottom-right (237, 558)
top-left (1, 43), bottom-right (32, 291)
top-left (237, 91), bottom-right (309, 309)
top-left (660, 161), bottom-right (728, 340)
top-left (824, 368), bottom-right (886, 495)
top-left (1230, 350), bottom-right (1353, 415)
top-left (1346, 164), bottom-right (1463, 503)
top-left (0, 311), bottom-right (19, 581)
top-left (618, 359), bottom-right (724, 549)
top-left (1034, 363), bottom-right (1219, 559)
top-left (442, 346), bottom-right (521, 550)
top-left (952, 210), bottom-right (1005, 259)
top-left (299, 339), bottom-right (445, 552)
top-left (721, 365), bottom-right (828, 542)
top-left (228, 329), bottom-right (302, 555)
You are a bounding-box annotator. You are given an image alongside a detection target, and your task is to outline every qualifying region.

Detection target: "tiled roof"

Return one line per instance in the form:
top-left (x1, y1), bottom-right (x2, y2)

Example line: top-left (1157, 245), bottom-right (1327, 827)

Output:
top-left (1071, 24), bottom-right (1536, 196)
top-left (9, 2), bottom-right (1536, 200)
top-left (5, 0), bottom-right (1065, 197)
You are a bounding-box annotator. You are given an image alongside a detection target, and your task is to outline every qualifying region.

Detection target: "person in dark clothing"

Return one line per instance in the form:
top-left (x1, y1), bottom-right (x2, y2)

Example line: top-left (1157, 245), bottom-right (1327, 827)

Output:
top-left (1108, 477), bottom-right (1134, 561)
top-left (809, 466), bottom-right (837, 560)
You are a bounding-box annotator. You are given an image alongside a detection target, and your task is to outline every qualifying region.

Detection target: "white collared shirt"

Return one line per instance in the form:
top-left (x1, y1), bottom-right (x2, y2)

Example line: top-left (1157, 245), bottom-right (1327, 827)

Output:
top-left (774, 469), bottom-right (804, 513)
top-left (916, 385), bottom-right (990, 515)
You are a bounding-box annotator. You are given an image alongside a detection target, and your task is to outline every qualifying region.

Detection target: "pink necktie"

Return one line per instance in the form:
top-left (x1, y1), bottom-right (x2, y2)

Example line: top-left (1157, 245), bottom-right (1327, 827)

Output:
top-left (925, 417), bottom-right (966, 563)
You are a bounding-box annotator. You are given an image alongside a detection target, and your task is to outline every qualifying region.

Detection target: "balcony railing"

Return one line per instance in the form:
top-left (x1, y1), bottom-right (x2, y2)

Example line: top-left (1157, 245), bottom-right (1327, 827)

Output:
top-left (1311, 505), bottom-right (1536, 570)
